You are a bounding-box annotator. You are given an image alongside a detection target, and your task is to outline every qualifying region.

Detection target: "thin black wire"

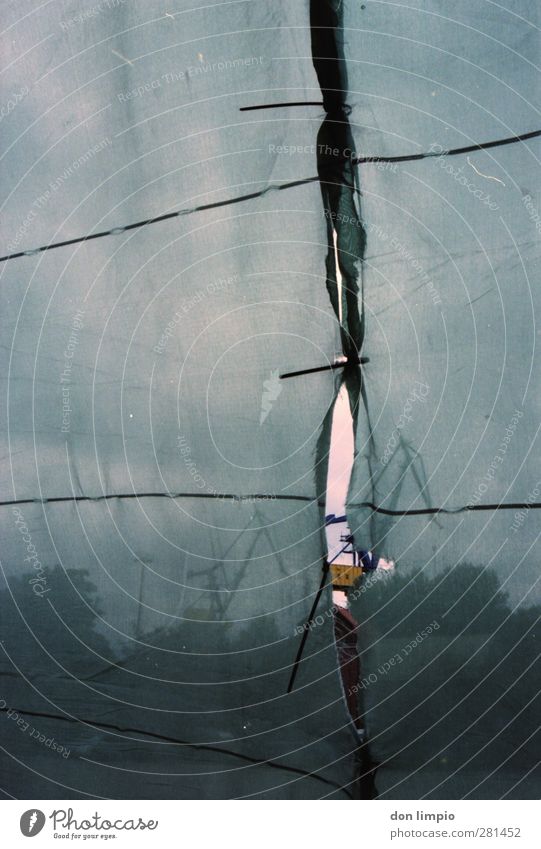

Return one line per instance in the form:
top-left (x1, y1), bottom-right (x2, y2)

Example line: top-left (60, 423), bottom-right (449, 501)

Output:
top-left (3, 491), bottom-right (321, 508)
top-left (0, 177), bottom-right (316, 264)
top-left (280, 356), bottom-right (369, 379)
top-left (287, 560), bottom-right (330, 694)
top-left (5, 492), bottom-right (541, 514)
top-left (0, 706), bottom-right (352, 797)
top-left (240, 101), bottom-right (324, 111)
top-left (287, 539), bottom-right (359, 693)
top-left (1, 130), bottom-right (538, 265)
top-left (352, 128), bottom-right (541, 164)
top-left (353, 501), bottom-right (541, 517)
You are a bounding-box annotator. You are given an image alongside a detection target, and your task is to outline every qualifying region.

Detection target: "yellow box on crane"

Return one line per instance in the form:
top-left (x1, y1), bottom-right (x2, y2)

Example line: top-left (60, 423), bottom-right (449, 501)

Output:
top-left (330, 562), bottom-right (362, 588)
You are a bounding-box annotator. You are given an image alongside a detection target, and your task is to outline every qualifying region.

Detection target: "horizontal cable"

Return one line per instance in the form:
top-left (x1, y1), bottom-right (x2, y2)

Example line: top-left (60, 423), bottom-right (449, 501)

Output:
top-left (280, 357), bottom-right (369, 379)
top-left (353, 128), bottom-right (541, 164)
top-left (3, 491), bottom-right (323, 508)
top-left (0, 176), bottom-right (317, 264)
top-left (353, 501), bottom-right (541, 517)
top-left (6, 492), bottom-right (539, 516)
top-left (1, 130), bottom-right (538, 265)
top-left (240, 101), bottom-right (323, 111)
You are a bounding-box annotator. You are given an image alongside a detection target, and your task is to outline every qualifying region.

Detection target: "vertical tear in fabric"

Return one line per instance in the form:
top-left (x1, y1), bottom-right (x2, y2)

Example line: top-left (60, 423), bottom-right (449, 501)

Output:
top-left (311, 0), bottom-right (366, 362)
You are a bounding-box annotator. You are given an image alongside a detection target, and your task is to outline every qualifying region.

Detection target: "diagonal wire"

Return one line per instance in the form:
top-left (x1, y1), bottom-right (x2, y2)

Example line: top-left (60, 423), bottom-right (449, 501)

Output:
top-left (1, 130), bottom-right (539, 265)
